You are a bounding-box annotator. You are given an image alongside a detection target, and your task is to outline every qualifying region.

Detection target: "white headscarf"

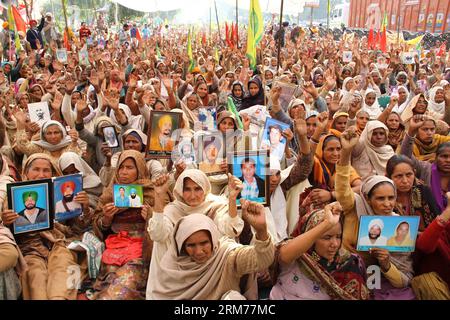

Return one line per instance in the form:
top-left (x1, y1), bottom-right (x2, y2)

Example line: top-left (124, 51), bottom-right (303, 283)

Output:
top-left (110, 103), bottom-right (143, 130)
top-left (31, 120), bottom-right (72, 152)
top-left (427, 86), bottom-right (445, 116)
top-left (363, 88), bottom-right (382, 119)
top-left (392, 85), bottom-right (410, 115)
top-left (58, 152), bottom-right (102, 189)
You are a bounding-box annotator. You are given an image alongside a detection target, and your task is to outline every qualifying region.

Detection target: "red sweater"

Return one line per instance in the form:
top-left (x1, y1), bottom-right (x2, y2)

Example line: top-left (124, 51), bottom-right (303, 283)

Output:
top-left (415, 219), bottom-right (450, 286)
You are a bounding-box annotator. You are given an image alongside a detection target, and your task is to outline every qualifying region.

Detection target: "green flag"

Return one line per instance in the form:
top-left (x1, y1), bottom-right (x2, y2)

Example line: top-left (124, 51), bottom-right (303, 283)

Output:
top-left (214, 47), bottom-right (219, 63)
top-left (7, 4), bottom-right (22, 54)
top-left (246, 0), bottom-right (264, 70)
top-left (187, 29), bottom-right (195, 72)
top-left (156, 43), bottom-right (162, 60)
top-left (227, 97), bottom-right (243, 129)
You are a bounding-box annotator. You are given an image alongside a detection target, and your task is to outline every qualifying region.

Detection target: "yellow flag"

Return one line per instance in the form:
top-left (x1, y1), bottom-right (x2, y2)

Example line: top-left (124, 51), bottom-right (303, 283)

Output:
top-left (246, 0), bottom-right (264, 70)
top-left (406, 35), bottom-right (424, 46)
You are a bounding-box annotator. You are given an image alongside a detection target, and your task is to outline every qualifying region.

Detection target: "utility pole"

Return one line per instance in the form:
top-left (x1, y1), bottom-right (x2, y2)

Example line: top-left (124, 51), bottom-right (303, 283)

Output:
top-left (276, 0), bottom-right (284, 72)
top-left (236, 0), bottom-right (239, 48)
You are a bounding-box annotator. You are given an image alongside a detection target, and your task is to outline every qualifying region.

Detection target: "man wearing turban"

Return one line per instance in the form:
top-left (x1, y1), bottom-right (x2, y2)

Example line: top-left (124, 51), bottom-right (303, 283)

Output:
top-left (15, 190), bottom-right (48, 226)
top-left (359, 218), bottom-right (388, 246)
top-left (149, 114), bottom-right (175, 152)
top-left (128, 187), bottom-right (142, 208)
top-left (55, 180), bottom-right (82, 216)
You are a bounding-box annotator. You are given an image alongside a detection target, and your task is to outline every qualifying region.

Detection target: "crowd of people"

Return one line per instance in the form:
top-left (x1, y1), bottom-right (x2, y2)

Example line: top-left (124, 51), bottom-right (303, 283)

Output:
top-left (0, 12), bottom-right (449, 300)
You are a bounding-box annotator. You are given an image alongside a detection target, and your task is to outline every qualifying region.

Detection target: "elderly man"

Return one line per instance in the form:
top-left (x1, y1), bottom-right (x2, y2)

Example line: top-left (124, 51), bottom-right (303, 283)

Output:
top-left (149, 115), bottom-right (175, 152)
top-left (26, 18), bottom-right (44, 50)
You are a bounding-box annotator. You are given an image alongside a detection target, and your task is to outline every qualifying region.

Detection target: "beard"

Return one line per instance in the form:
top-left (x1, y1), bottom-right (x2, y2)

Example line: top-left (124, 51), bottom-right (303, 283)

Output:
top-left (25, 204), bottom-right (36, 210)
top-left (130, 194), bottom-right (136, 199)
top-left (369, 233), bottom-right (380, 240)
top-left (63, 194), bottom-right (74, 202)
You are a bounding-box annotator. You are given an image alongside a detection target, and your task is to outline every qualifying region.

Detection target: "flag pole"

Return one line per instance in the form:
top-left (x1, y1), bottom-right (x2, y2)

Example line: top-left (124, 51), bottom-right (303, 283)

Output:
top-left (276, 0), bottom-right (284, 73)
top-left (327, 0), bottom-right (330, 30)
top-left (214, 0), bottom-right (222, 44)
top-left (236, 0), bottom-right (239, 48)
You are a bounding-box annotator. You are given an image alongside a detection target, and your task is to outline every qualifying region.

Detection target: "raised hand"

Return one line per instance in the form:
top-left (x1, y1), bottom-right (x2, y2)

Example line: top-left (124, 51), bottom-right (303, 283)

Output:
top-left (0, 209), bottom-right (19, 226)
top-left (408, 114), bottom-right (426, 136)
top-left (228, 173), bottom-right (243, 200)
top-left (316, 111), bottom-right (329, 133)
top-left (51, 91), bottom-right (63, 110)
top-left (370, 248), bottom-right (391, 272)
top-left (153, 173), bottom-right (170, 195)
top-left (323, 202), bottom-right (342, 227)
top-left (240, 199), bottom-right (268, 240)
top-left (270, 85), bottom-right (281, 104)
top-left (340, 127), bottom-right (359, 150)
top-left (65, 76), bottom-right (76, 93)
top-left (68, 129), bottom-right (79, 144)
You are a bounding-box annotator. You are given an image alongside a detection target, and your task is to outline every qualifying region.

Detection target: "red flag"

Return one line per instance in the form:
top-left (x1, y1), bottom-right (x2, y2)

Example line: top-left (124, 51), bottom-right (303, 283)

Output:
top-left (202, 33), bottom-right (206, 46)
top-left (136, 28), bottom-right (142, 41)
top-left (379, 13), bottom-right (388, 53)
top-left (225, 22), bottom-right (231, 47)
top-left (232, 22), bottom-right (238, 46)
top-left (12, 5), bottom-right (26, 34)
top-left (64, 29), bottom-right (71, 51)
top-left (437, 42), bottom-right (446, 56)
top-left (368, 28), bottom-right (375, 49)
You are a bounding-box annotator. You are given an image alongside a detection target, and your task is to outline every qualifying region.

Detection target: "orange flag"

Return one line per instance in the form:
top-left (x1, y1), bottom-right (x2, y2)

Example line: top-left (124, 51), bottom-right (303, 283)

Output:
top-left (12, 5), bottom-right (26, 34)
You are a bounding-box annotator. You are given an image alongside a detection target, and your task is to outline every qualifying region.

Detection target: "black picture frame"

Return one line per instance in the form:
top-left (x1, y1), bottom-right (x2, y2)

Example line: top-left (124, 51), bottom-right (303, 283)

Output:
top-left (195, 131), bottom-right (227, 176)
top-left (7, 179), bottom-right (54, 235)
top-left (146, 111), bottom-right (182, 159)
top-left (102, 126), bottom-right (120, 148)
top-left (228, 150), bottom-right (270, 208)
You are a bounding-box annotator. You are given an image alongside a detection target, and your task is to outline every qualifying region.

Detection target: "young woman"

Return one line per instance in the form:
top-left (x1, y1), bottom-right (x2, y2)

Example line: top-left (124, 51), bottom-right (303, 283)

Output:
top-left (240, 77), bottom-right (265, 111)
top-left (400, 93), bottom-right (429, 126)
top-left (336, 129), bottom-right (416, 300)
top-left (146, 169), bottom-right (245, 299)
top-left (362, 89), bottom-right (381, 119)
top-left (151, 202), bottom-right (274, 299)
top-left (270, 203), bottom-right (369, 300)
top-left (92, 150), bottom-right (172, 300)
top-left (412, 118), bottom-right (450, 162)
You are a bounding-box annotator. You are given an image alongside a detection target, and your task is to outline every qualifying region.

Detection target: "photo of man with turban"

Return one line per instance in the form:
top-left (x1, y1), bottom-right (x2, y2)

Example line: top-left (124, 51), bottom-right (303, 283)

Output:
top-left (55, 180), bottom-right (82, 215)
top-left (359, 218), bottom-right (388, 246)
top-left (199, 135), bottom-right (223, 175)
top-left (149, 114), bottom-right (175, 152)
top-left (128, 187), bottom-right (142, 207)
top-left (15, 191), bottom-right (48, 227)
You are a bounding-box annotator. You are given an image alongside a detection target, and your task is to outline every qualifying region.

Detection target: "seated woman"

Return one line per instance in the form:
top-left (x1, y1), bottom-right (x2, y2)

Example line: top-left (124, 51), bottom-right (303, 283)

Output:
top-left (378, 96), bottom-right (406, 152)
top-left (58, 152), bottom-right (104, 209)
top-left (427, 86), bottom-right (447, 120)
top-left (180, 92), bottom-right (202, 130)
top-left (14, 115), bottom-right (82, 162)
top-left (386, 155), bottom-right (440, 231)
top-left (240, 76), bottom-right (265, 111)
top-left (351, 120), bottom-right (395, 180)
top-left (0, 153), bottom-right (91, 299)
top-left (411, 118), bottom-right (450, 163)
top-left (152, 202), bottom-right (274, 299)
top-left (328, 112), bottom-right (349, 137)
top-left (270, 203), bottom-right (369, 300)
top-left (99, 129), bottom-right (163, 187)
top-left (412, 193), bottom-right (450, 300)
top-left (401, 116), bottom-right (450, 213)
top-left (400, 93), bottom-right (429, 128)
top-left (146, 169), bottom-right (244, 299)
top-left (336, 129), bottom-right (416, 300)
top-left (362, 89), bottom-right (382, 119)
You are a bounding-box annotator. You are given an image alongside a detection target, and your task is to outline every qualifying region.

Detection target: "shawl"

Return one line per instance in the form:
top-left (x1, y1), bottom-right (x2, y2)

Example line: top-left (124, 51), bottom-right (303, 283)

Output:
top-left (430, 163), bottom-right (449, 212)
top-left (392, 86), bottom-right (410, 115)
top-left (152, 214), bottom-right (241, 300)
top-left (427, 86), bottom-right (445, 118)
top-left (0, 155), bottom-right (14, 210)
top-left (400, 93), bottom-right (427, 124)
top-left (109, 70), bottom-right (124, 92)
top-left (354, 175), bottom-right (397, 218)
top-left (31, 120), bottom-right (72, 152)
top-left (180, 92), bottom-right (201, 129)
top-left (363, 88), bottom-right (382, 119)
top-left (341, 77), bottom-right (354, 96)
top-left (228, 81), bottom-right (244, 110)
top-left (240, 77), bottom-right (265, 111)
top-left (310, 134), bottom-right (359, 190)
top-left (58, 152), bottom-right (102, 189)
top-left (164, 169), bottom-right (228, 225)
top-left (358, 120), bottom-right (395, 175)
top-left (22, 153), bottom-right (63, 178)
top-left (386, 112), bottom-right (405, 151)
top-left (110, 103), bottom-right (143, 130)
top-left (413, 134), bottom-right (450, 162)
top-left (294, 207), bottom-right (369, 300)
top-left (122, 129), bottom-right (148, 152)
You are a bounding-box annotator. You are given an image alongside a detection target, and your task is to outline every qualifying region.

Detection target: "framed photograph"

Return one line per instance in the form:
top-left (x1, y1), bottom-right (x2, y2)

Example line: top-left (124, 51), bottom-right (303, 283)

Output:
top-left (113, 184), bottom-right (144, 208)
top-left (56, 49), bottom-right (68, 64)
top-left (102, 126), bottom-right (119, 148)
top-left (273, 80), bottom-right (300, 112)
top-left (172, 138), bottom-right (196, 165)
top-left (194, 107), bottom-right (217, 131)
top-left (27, 102), bottom-right (51, 127)
top-left (146, 111), bottom-right (182, 159)
top-left (343, 51), bottom-right (353, 63)
top-left (79, 47), bottom-right (90, 66)
top-left (229, 150), bottom-right (270, 208)
top-left (7, 179), bottom-right (53, 235)
top-left (196, 132), bottom-right (226, 176)
top-left (53, 174), bottom-right (83, 222)
top-left (357, 216), bottom-right (420, 253)
top-left (401, 52), bottom-right (415, 65)
top-left (261, 118), bottom-right (290, 161)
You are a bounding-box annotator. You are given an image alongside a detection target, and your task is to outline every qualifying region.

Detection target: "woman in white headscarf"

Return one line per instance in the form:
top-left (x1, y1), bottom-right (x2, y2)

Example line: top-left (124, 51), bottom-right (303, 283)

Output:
top-left (152, 209), bottom-right (274, 300)
top-left (392, 86), bottom-right (412, 115)
top-left (427, 86), bottom-right (446, 120)
top-left (351, 120), bottom-right (395, 180)
top-left (362, 88), bottom-right (382, 119)
top-left (146, 169), bottom-right (245, 299)
top-left (15, 118), bottom-right (82, 162)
